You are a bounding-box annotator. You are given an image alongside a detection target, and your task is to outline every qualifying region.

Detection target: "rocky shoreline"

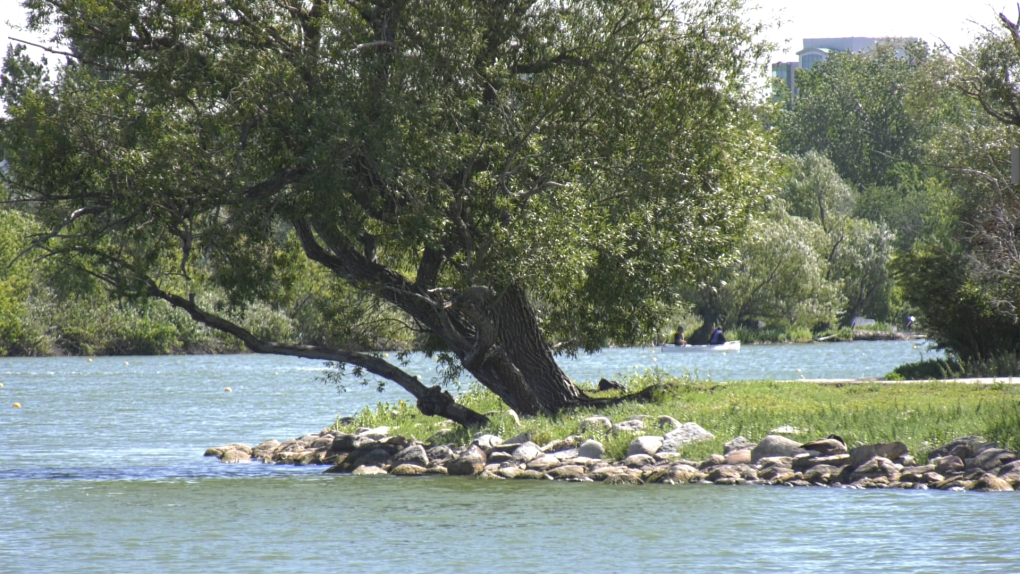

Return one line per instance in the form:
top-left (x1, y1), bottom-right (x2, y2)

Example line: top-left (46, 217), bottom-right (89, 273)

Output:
top-left (206, 415), bottom-right (1019, 491)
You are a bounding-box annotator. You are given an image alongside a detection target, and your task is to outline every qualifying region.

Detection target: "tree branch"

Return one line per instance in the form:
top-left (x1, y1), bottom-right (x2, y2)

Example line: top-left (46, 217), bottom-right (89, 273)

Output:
top-left (145, 282), bottom-right (488, 426)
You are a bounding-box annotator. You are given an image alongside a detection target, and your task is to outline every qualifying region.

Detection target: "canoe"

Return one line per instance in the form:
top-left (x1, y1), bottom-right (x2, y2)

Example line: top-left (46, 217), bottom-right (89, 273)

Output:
top-left (661, 341), bottom-right (740, 353)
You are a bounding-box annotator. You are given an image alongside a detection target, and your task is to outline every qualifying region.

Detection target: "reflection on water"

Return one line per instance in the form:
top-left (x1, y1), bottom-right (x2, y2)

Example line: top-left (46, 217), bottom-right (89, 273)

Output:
top-left (5, 342), bottom-right (1013, 573)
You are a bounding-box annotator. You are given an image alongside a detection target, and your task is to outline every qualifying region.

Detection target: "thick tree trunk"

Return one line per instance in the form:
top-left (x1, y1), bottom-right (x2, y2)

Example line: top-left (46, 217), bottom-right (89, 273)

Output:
top-left (492, 285), bottom-right (583, 413)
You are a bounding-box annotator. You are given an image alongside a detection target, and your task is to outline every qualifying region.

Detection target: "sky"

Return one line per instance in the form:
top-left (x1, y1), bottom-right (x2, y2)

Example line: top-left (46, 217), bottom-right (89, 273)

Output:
top-left (0, 1), bottom-right (1013, 68)
top-left (755, 0), bottom-right (1011, 61)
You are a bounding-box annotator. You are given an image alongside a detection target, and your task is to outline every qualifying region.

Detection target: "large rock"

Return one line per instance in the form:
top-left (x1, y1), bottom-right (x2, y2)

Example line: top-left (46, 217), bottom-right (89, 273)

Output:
top-left (658, 423), bottom-right (715, 454)
top-left (357, 426), bottom-right (390, 441)
top-left (966, 473), bottom-right (1014, 492)
top-left (849, 442), bottom-right (909, 468)
top-left (698, 454), bottom-right (726, 469)
top-left (800, 436), bottom-right (847, 457)
top-left (511, 442), bottom-right (544, 463)
top-left (488, 451), bottom-right (513, 464)
top-left (580, 416), bottom-right (612, 433)
top-left (750, 435), bottom-right (807, 463)
top-left (998, 470), bottom-right (1020, 487)
top-left (724, 436), bottom-right (756, 454)
top-left (934, 455), bottom-right (965, 475)
top-left (551, 448), bottom-right (580, 461)
top-left (310, 435), bottom-right (334, 450)
top-left (603, 473), bottom-right (644, 486)
top-left (392, 444), bottom-right (429, 468)
top-left (390, 464), bottom-right (427, 476)
top-left (971, 448), bottom-right (1017, 471)
top-left (577, 439), bottom-right (605, 459)
top-left (707, 465), bottom-right (742, 482)
top-left (803, 464), bottom-right (843, 484)
top-left (526, 454), bottom-right (562, 471)
top-left (850, 456), bottom-right (900, 482)
top-left (473, 434), bottom-right (503, 452)
top-left (792, 453), bottom-right (848, 472)
top-left (590, 466), bottom-right (632, 481)
top-left (497, 466), bottom-right (524, 479)
top-left (352, 465), bottom-right (388, 476)
top-left (628, 436), bottom-right (664, 457)
top-left (597, 378), bottom-right (626, 391)
top-left (928, 436), bottom-right (986, 460)
top-left (547, 465), bottom-right (588, 480)
top-left (623, 454), bottom-right (656, 468)
top-left (329, 434), bottom-right (371, 454)
top-left (724, 449), bottom-right (752, 465)
top-left (426, 445), bottom-right (454, 464)
top-left (350, 447), bottom-right (393, 470)
top-left (612, 419), bottom-right (645, 435)
top-left (758, 464), bottom-right (796, 482)
top-left (220, 449), bottom-right (251, 464)
top-left (252, 439), bottom-right (281, 460)
top-left (446, 445), bottom-right (487, 476)
top-left (666, 464), bottom-right (704, 484)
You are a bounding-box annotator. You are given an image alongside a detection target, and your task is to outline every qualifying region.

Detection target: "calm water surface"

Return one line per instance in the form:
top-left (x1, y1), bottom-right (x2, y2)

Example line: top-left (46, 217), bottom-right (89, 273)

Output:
top-left (4, 342), bottom-right (1017, 573)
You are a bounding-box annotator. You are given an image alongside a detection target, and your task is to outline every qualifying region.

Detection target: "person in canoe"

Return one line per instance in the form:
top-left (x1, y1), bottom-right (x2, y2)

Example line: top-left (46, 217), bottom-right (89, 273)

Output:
top-left (673, 325), bottom-right (687, 346)
top-left (708, 326), bottom-right (726, 345)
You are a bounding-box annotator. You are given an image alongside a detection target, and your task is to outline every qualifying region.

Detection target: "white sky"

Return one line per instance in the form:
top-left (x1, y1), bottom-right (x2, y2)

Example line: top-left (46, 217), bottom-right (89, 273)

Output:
top-left (0, 1), bottom-right (1012, 70)
top-left (754, 0), bottom-right (1011, 61)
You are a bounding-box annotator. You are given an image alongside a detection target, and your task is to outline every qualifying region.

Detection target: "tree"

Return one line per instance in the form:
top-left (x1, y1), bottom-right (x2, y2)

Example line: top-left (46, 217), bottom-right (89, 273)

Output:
top-left (891, 11), bottom-right (1020, 360)
top-left (712, 210), bottom-right (843, 331)
top-left (778, 152), bottom-right (893, 325)
top-left (776, 41), bottom-right (940, 190)
top-left (1, 0), bottom-right (771, 423)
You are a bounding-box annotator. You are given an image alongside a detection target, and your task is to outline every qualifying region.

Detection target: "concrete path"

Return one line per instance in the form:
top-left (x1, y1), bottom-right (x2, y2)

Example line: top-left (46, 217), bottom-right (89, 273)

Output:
top-left (786, 377), bottom-right (1019, 385)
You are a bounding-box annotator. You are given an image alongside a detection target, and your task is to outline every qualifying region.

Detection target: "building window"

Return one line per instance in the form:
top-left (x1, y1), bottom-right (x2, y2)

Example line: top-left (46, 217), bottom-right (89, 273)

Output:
top-left (801, 54), bottom-right (824, 70)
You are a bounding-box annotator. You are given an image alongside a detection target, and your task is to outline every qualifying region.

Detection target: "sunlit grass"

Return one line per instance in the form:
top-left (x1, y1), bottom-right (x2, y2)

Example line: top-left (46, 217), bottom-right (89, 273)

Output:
top-left (331, 371), bottom-right (1020, 462)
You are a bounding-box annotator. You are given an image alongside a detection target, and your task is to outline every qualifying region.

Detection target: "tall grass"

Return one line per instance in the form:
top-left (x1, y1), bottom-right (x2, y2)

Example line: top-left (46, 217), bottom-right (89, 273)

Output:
top-left (892, 351), bottom-right (1020, 380)
top-left (331, 372), bottom-right (1020, 463)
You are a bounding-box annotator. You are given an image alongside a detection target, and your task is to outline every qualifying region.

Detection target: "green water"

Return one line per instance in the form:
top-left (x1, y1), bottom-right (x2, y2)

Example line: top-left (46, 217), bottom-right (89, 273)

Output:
top-left (2, 347), bottom-right (1016, 573)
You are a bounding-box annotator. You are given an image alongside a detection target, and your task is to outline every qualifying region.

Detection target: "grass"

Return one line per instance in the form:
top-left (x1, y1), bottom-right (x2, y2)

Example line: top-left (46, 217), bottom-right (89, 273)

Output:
top-left (331, 371), bottom-right (1020, 462)
top-left (891, 351), bottom-right (1020, 381)
top-left (729, 326), bottom-right (817, 344)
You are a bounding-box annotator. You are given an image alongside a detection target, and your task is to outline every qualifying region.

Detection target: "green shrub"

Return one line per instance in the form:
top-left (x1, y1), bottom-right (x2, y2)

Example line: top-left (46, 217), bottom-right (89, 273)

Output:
top-left (891, 351), bottom-right (1020, 380)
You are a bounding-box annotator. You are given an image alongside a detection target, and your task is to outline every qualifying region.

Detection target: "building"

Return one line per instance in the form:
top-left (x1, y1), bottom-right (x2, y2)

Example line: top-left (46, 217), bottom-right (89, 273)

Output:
top-left (772, 37), bottom-right (915, 103)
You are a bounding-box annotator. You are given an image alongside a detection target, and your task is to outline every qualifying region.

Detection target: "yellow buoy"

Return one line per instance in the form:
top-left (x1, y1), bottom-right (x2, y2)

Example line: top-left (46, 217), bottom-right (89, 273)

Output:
top-left (225, 387), bottom-right (232, 392)
top-left (88, 358), bottom-right (93, 362)
top-left (124, 362), bottom-right (129, 365)
top-left (383, 353), bottom-right (389, 358)
top-left (0, 383), bottom-right (4, 388)
top-left (13, 403), bottom-right (21, 408)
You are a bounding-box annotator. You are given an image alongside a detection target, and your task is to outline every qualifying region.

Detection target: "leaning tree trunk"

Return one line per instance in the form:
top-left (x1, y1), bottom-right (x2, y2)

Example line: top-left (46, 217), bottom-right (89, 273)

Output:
top-left (492, 285), bottom-right (584, 413)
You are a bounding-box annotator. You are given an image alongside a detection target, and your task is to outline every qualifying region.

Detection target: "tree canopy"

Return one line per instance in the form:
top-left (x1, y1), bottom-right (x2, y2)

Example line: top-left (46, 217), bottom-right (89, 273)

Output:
top-left (1, 0), bottom-right (772, 422)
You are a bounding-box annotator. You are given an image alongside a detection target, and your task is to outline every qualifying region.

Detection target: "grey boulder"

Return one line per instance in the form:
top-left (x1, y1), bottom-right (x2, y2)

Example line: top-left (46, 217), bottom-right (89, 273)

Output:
top-left (750, 435), bottom-right (807, 463)
top-left (658, 423), bottom-right (715, 453)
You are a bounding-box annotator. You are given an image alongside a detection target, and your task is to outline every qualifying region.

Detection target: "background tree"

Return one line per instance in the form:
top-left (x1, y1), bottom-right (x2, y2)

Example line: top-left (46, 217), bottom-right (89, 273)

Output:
top-left (776, 42), bottom-right (936, 190)
top-left (1, 0), bottom-right (772, 422)
top-left (892, 10), bottom-right (1020, 360)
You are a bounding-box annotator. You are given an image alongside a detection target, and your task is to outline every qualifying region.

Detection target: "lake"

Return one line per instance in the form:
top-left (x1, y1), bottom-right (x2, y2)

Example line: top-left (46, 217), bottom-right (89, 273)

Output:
top-left (3, 341), bottom-right (1018, 573)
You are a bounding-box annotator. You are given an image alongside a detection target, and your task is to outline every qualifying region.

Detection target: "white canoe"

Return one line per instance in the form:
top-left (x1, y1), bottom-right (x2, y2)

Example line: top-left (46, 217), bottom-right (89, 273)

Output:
top-left (661, 341), bottom-right (740, 353)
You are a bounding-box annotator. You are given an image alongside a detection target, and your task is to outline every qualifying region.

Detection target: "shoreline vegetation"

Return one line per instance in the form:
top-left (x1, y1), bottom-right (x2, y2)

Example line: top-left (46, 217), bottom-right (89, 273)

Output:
top-left (207, 374), bottom-right (1020, 491)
